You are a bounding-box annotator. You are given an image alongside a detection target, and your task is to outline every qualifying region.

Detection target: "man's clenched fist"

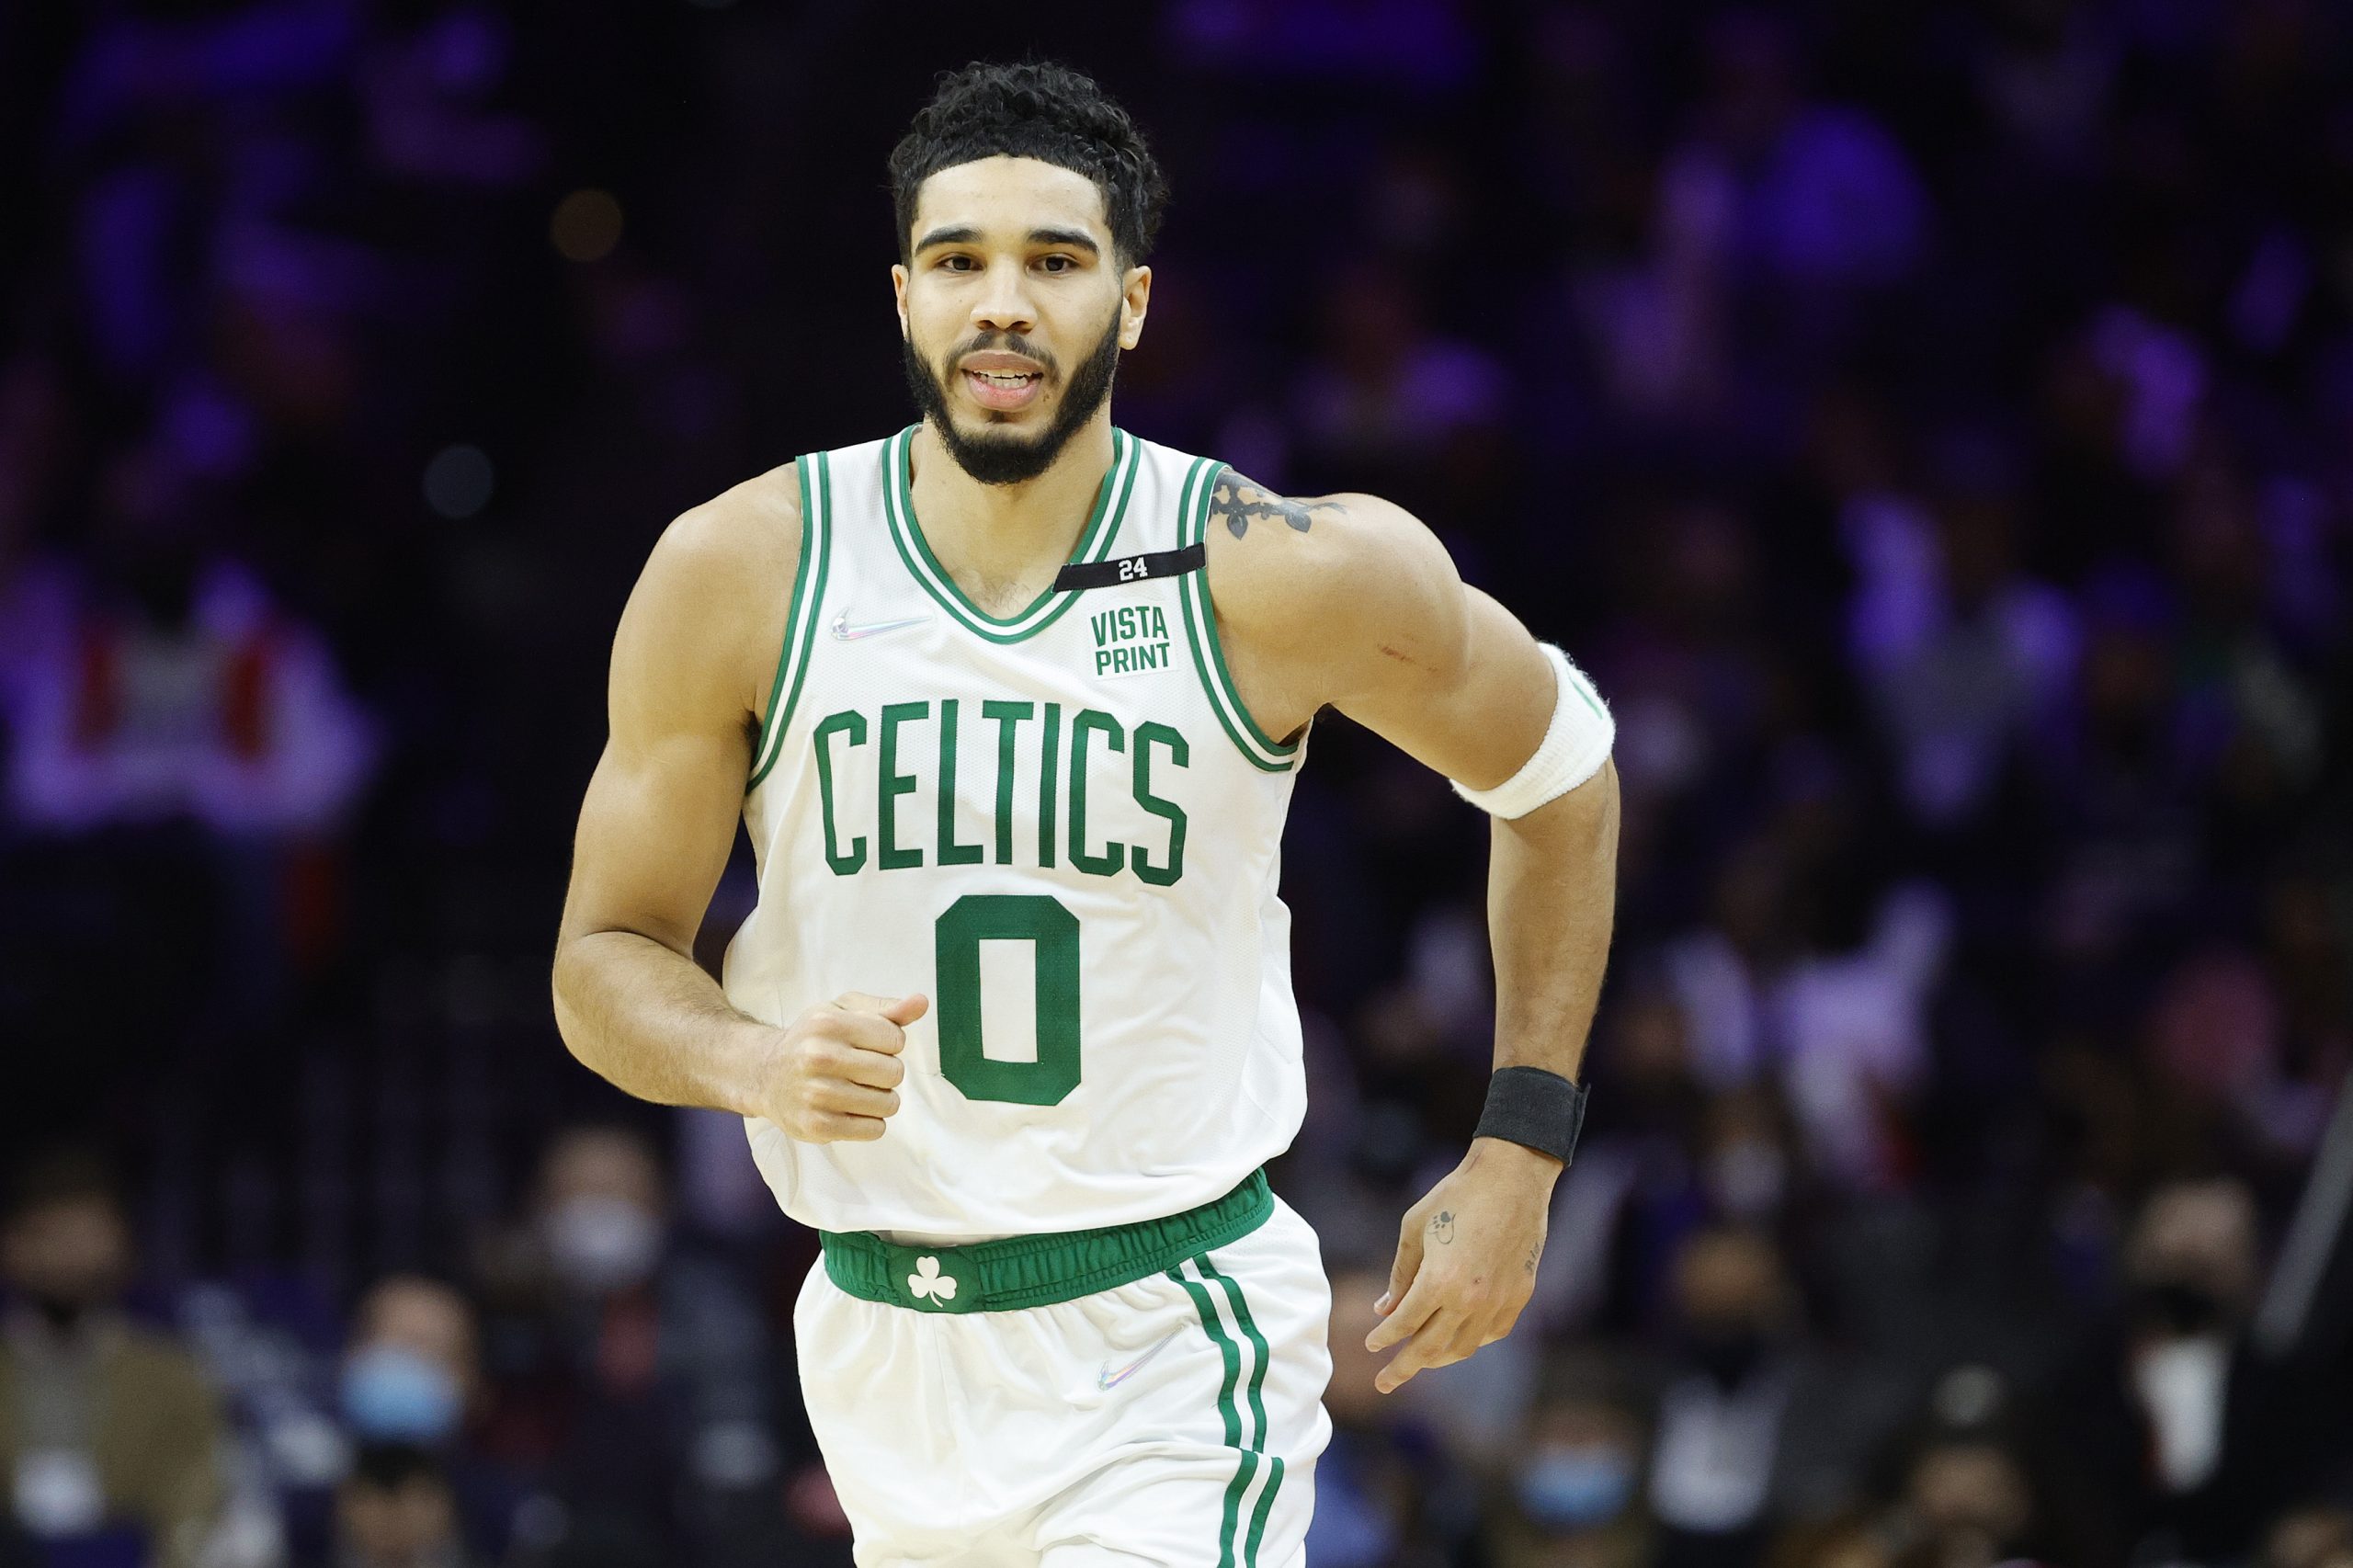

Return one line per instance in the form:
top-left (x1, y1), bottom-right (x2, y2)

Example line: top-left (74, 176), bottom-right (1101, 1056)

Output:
top-left (760, 992), bottom-right (927, 1143)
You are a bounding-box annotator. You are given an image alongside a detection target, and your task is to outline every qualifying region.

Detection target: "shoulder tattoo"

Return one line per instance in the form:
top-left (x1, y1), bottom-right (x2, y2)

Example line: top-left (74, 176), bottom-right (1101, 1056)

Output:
top-left (1211, 472), bottom-right (1346, 540)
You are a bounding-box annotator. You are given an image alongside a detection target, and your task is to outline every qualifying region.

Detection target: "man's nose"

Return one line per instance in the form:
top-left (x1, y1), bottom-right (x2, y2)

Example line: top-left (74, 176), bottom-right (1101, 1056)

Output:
top-left (971, 267), bottom-right (1037, 335)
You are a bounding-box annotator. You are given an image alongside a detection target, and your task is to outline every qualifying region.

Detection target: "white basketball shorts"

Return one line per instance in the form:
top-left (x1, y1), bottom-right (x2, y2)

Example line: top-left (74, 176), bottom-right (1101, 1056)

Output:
top-left (793, 1177), bottom-right (1333, 1566)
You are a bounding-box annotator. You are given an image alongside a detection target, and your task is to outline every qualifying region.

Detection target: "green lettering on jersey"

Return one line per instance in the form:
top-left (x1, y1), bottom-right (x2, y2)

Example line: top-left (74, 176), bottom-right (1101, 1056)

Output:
top-left (935, 699), bottom-right (983, 867)
top-left (934, 893), bottom-right (1081, 1106)
top-left (1038, 702), bottom-right (1062, 869)
top-left (981, 699), bottom-right (1033, 865)
top-left (1090, 604), bottom-right (1171, 680)
top-left (813, 699), bottom-right (1196, 884)
top-left (1068, 709), bottom-right (1126, 878)
top-left (1131, 721), bottom-right (1189, 886)
top-left (813, 710), bottom-right (868, 875)
top-left (877, 701), bottom-right (927, 870)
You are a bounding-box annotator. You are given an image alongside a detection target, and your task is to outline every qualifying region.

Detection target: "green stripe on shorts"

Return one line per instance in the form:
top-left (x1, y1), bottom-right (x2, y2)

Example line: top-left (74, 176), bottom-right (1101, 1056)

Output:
top-left (1244, 1455), bottom-right (1285, 1566)
top-left (1201, 1257), bottom-right (1273, 1455)
top-left (1176, 1255), bottom-right (1285, 1567)
top-left (1171, 1262), bottom-right (1249, 1565)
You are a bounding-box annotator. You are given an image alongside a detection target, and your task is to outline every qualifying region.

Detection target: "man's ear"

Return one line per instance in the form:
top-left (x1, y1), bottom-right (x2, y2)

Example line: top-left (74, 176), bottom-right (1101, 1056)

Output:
top-left (891, 263), bottom-right (911, 339)
top-left (1120, 265), bottom-right (1153, 351)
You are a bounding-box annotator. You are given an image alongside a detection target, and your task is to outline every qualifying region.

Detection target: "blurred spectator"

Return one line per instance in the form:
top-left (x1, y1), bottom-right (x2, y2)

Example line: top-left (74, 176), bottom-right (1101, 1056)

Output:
top-left (1661, 840), bottom-right (1948, 1192)
top-left (0, 1151), bottom-right (222, 1567)
top-left (1563, 124), bottom-right (1735, 430)
top-left (2053, 1176), bottom-right (2353, 1562)
top-left (1287, 262), bottom-right (1511, 517)
top-left (1846, 430), bottom-right (2078, 832)
top-left (0, 437), bottom-right (378, 1066)
top-left (2124, 1179), bottom-right (2264, 1497)
top-left (1888, 1432), bottom-right (2041, 1568)
top-left (2264, 1503), bottom-right (2353, 1568)
top-left (1646, 1226), bottom-right (1798, 1565)
top-left (1485, 1352), bottom-right (1654, 1568)
top-left (2, 443), bottom-right (376, 836)
top-left (474, 1126), bottom-right (777, 1562)
top-left (1307, 1262), bottom-right (1475, 1568)
top-left (342, 1279), bottom-right (474, 1451)
top-left (1869, 1363), bottom-right (2101, 1568)
top-left (335, 1443), bottom-right (474, 1568)
top-left (1645, 1224), bottom-right (1881, 1566)
top-left (1673, 12), bottom-right (1929, 295)
top-left (1535, 982), bottom-right (1711, 1336)
top-left (327, 1277), bottom-right (522, 1564)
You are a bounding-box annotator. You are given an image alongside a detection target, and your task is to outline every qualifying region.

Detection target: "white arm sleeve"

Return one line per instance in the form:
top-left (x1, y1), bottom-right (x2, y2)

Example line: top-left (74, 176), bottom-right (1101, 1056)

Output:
top-left (1449, 642), bottom-right (1613, 820)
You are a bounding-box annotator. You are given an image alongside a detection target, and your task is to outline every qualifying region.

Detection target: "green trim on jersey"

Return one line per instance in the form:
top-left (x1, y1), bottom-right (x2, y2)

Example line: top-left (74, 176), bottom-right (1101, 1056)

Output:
top-left (748, 451), bottom-right (834, 790)
top-left (1175, 459), bottom-right (1301, 772)
top-left (881, 425), bottom-right (1139, 643)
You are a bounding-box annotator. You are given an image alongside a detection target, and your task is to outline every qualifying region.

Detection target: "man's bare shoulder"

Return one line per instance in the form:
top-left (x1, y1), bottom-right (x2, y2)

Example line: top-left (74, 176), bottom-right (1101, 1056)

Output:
top-left (1201, 470), bottom-right (1464, 676)
top-left (655, 459), bottom-right (804, 593)
top-left (617, 460), bottom-right (804, 727)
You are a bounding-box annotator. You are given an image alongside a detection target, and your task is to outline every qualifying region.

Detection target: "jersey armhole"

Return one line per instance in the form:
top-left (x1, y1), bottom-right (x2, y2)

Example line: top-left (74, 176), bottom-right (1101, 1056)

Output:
top-left (747, 451), bottom-right (834, 791)
top-left (1176, 459), bottom-right (1303, 774)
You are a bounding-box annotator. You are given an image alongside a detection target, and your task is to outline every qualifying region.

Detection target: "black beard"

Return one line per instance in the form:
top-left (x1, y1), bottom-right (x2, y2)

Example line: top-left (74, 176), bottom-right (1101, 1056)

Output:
top-left (902, 310), bottom-right (1122, 486)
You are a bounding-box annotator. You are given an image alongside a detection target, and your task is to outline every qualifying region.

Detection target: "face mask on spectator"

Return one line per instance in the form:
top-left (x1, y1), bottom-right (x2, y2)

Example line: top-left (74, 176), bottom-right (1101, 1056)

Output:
top-left (1685, 1323), bottom-right (1768, 1390)
top-left (22, 1288), bottom-right (97, 1335)
top-left (342, 1346), bottom-right (463, 1443)
top-left (1517, 1444), bottom-right (1634, 1530)
top-left (2134, 1281), bottom-right (2227, 1337)
top-left (544, 1196), bottom-right (662, 1294)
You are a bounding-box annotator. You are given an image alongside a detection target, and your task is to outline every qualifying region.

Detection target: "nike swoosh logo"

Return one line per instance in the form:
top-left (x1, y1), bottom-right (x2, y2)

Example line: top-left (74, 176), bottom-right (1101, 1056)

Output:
top-left (1097, 1328), bottom-right (1183, 1392)
top-left (831, 610), bottom-right (929, 642)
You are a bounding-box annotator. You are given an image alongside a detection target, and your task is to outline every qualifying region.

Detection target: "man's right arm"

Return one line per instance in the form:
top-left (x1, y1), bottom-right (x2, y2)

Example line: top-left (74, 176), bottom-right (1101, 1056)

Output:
top-left (551, 470), bottom-right (921, 1142)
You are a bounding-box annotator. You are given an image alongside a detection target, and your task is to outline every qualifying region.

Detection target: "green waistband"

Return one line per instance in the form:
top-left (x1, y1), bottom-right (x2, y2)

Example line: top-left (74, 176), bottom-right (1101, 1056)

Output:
top-left (818, 1170), bottom-right (1273, 1314)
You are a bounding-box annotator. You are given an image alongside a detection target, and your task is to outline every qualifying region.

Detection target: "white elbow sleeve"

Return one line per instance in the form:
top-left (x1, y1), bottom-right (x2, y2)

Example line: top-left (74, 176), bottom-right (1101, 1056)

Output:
top-left (1449, 642), bottom-right (1613, 820)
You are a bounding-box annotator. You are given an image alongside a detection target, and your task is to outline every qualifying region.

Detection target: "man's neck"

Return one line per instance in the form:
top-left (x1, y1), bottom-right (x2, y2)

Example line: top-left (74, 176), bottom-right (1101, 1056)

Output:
top-left (906, 416), bottom-right (1118, 603)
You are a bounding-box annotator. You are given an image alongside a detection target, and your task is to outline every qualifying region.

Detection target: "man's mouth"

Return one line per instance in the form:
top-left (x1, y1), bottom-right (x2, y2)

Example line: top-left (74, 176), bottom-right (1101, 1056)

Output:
top-left (962, 368), bottom-right (1044, 411)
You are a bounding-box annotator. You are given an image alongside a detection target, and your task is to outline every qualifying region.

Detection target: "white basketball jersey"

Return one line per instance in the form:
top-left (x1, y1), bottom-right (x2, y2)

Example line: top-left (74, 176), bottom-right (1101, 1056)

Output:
top-left (722, 426), bottom-right (1310, 1241)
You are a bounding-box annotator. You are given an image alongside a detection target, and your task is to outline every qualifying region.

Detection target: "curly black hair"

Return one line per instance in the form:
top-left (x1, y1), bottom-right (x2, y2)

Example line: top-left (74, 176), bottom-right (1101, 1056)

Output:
top-left (888, 61), bottom-right (1169, 268)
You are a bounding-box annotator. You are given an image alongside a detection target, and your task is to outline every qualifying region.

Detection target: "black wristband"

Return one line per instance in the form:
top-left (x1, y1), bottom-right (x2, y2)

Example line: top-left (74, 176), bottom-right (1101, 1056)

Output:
top-left (1474, 1066), bottom-right (1590, 1166)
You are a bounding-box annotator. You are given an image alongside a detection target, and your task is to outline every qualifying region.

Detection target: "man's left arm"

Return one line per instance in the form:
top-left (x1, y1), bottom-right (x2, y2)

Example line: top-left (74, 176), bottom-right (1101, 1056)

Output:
top-left (1367, 728), bottom-right (1618, 1392)
top-left (1211, 479), bottom-right (1620, 1393)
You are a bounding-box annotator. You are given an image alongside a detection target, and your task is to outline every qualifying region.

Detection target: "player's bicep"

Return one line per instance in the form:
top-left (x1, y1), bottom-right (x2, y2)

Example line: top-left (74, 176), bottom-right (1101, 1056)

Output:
top-left (1321, 514), bottom-right (1553, 787)
top-left (1353, 586), bottom-right (1554, 787)
top-left (561, 722), bottom-right (748, 957)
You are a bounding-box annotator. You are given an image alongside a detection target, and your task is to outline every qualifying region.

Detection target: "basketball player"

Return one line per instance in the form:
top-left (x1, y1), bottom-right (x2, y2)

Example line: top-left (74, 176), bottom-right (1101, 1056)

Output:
top-left (552, 61), bottom-right (1619, 1568)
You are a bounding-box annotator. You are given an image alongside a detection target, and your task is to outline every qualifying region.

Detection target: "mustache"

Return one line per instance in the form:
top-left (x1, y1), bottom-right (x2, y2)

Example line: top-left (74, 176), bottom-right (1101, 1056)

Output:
top-left (943, 333), bottom-right (1058, 374)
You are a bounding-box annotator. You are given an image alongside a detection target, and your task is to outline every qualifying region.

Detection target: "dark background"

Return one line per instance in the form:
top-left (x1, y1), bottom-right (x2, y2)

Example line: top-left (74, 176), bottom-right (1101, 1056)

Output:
top-left (1, 2), bottom-right (2350, 1567)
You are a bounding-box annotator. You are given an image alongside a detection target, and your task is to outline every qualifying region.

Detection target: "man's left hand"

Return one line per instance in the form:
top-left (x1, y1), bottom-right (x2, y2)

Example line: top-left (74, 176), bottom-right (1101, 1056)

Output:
top-left (1365, 1137), bottom-right (1560, 1392)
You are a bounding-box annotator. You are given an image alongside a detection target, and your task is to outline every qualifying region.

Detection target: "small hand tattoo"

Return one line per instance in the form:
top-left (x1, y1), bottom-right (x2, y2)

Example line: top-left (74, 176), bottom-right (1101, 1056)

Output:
top-left (1524, 1244), bottom-right (1540, 1277)
top-left (1430, 1210), bottom-right (1456, 1245)
top-left (1212, 475), bottom-right (1344, 540)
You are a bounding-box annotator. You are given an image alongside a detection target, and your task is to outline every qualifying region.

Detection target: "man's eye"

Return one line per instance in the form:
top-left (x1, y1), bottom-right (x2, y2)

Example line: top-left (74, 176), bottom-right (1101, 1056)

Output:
top-left (1039, 256), bottom-right (1075, 273)
top-left (940, 256), bottom-right (976, 271)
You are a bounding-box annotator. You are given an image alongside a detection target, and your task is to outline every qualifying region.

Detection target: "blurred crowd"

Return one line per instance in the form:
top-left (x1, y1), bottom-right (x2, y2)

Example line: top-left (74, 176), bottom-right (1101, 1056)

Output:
top-left (3, 1), bottom-right (2351, 1566)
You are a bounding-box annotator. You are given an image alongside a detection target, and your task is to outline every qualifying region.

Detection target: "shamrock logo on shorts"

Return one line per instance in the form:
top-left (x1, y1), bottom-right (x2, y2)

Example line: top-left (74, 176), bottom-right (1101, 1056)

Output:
top-left (907, 1256), bottom-right (958, 1303)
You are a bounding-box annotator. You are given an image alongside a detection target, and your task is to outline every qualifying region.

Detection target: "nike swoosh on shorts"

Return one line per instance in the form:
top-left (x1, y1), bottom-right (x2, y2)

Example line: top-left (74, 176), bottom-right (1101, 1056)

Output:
top-left (1097, 1328), bottom-right (1183, 1392)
